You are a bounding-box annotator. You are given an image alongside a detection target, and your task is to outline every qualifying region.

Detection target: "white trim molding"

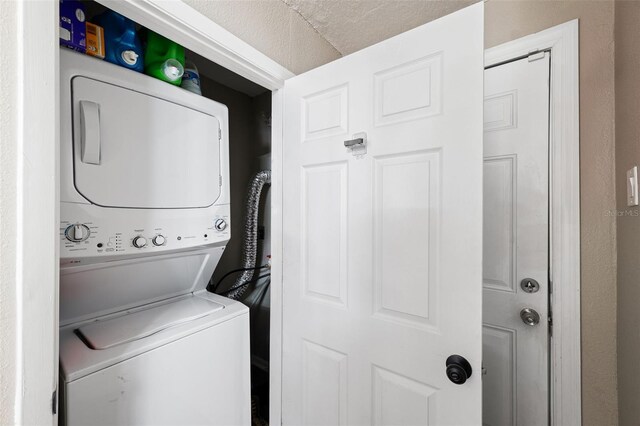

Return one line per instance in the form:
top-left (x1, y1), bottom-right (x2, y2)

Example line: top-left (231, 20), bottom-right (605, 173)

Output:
top-left (0, 0), bottom-right (59, 423)
top-left (269, 88), bottom-right (285, 426)
top-left (485, 20), bottom-right (581, 426)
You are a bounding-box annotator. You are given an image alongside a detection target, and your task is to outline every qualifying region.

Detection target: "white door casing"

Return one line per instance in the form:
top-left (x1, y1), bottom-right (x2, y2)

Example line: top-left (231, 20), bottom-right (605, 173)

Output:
top-left (483, 54), bottom-right (550, 425)
top-left (485, 22), bottom-right (580, 425)
top-left (282, 4), bottom-right (484, 425)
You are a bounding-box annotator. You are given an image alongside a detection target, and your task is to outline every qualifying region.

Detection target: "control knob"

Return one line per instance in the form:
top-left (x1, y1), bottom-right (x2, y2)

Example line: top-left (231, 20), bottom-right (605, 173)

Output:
top-left (214, 219), bottom-right (227, 231)
top-left (152, 235), bottom-right (166, 246)
top-left (65, 224), bottom-right (91, 242)
top-left (132, 236), bottom-right (147, 248)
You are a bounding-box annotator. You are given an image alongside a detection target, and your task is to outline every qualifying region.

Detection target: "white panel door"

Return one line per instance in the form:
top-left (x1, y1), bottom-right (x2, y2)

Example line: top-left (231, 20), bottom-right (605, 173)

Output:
top-left (282, 4), bottom-right (484, 425)
top-left (483, 54), bottom-right (550, 425)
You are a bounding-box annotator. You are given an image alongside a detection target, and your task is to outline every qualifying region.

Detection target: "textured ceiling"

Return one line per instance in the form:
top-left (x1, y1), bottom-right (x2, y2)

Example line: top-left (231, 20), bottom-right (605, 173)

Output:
top-left (282, 0), bottom-right (477, 56)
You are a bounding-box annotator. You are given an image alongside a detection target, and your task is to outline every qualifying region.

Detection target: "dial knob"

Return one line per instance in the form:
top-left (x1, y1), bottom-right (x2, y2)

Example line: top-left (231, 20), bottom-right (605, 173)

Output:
top-left (214, 219), bottom-right (227, 231)
top-left (132, 236), bottom-right (147, 248)
top-left (65, 224), bottom-right (90, 242)
top-left (152, 235), bottom-right (166, 246)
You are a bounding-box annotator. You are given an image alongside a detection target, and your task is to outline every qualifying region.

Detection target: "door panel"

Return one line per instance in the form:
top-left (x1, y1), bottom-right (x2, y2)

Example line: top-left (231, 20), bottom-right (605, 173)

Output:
top-left (301, 162), bottom-right (348, 306)
top-left (483, 155), bottom-right (517, 292)
top-left (283, 4), bottom-right (484, 424)
top-left (483, 54), bottom-right (550, 426)
top-left (373, 151), bottom-right (440, 328)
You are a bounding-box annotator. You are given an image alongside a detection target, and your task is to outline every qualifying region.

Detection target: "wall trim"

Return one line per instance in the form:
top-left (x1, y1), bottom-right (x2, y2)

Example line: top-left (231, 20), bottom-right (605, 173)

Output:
top-left (269, 88), bottom-right (284, 426)
top-left (485, 20), bottom-right (581, 426)
top-left (1, 0), bottom-right (60, 423)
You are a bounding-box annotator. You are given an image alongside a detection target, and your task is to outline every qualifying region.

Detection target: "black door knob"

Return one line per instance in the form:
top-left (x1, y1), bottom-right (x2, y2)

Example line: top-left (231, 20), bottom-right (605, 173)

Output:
top-left (446, 355), bottom-right (472, 385)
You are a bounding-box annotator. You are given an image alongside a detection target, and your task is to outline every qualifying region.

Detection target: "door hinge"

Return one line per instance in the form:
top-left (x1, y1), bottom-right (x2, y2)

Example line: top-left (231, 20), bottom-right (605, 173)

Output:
top-left (218, 128), bottom-right (222, 140)
top-left (548, 314), bottom-right (553, 337)
top-left (219, 175), bottom-right (222, 187)
top-left (52, 388), bottom-right (57, 414)
top-left (528, 50), bottom-right (547, 62)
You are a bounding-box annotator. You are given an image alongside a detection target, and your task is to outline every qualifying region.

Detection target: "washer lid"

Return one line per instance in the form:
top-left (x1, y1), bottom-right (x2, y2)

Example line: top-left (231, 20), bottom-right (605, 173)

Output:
top-left (72, 76), bottom-right (221, 209)
top-left (77, 297), bottom-right (224, 350)
top-left (59, 247), bottom-right (225, 326)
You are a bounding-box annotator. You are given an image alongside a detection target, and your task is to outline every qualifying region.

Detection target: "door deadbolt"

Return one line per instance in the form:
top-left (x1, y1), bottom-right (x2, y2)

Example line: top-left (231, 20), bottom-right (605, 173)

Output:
top-left (520, 278), bottom-right (540, 293)
top-left (520, 308), bottom-right (541, 326)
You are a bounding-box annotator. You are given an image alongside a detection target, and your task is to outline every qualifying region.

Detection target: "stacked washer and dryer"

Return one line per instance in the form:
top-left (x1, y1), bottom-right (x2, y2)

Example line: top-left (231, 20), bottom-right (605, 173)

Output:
top-left (58, 48), bottom-right (250, 425)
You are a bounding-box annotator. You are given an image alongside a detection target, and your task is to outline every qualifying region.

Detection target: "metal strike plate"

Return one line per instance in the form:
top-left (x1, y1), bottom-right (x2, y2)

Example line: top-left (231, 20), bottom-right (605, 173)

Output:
top-left (520, 278), bottom-right (540, 293)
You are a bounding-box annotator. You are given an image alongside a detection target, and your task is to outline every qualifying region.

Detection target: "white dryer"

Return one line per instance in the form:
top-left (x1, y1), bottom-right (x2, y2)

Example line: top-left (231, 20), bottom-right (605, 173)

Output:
top-left (58, 48), bottom-right (249, 425)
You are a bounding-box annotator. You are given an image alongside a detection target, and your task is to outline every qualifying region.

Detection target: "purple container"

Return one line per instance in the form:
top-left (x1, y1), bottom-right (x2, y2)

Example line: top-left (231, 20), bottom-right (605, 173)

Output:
top-left (59, 0), bottom-right (86, 53)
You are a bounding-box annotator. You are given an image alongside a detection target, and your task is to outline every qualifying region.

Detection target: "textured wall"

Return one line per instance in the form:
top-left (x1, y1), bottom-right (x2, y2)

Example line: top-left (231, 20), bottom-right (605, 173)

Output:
top-left (485, 2), bottom-right (618, 425)
top-left (282, 0), bottom-right (474, 55)
top-left (182, 0), bottom-right (341, 74)
top-left (615, 1), bottom-right (640, 424)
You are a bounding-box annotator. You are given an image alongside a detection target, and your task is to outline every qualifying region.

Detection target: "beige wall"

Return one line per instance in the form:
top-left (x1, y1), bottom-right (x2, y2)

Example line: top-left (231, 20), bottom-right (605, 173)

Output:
top-left (486, 2), bottom-right (618, 425)
top-left (182, 0), bottom-right (341, 74)
top-left (615, 1), bottom-right (640, 425)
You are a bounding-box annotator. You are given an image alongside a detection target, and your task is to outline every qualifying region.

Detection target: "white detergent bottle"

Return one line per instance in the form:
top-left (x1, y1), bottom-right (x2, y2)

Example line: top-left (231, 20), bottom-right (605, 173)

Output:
top-left (181, 60), bottom-right (202, 95)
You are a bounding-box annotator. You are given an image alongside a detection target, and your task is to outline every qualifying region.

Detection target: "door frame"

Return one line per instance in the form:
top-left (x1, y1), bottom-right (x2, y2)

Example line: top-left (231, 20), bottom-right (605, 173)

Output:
top-left (1, 1), bottom-right (59, 424)
top-left (6, 1), bottom-right (579, 424)
top-left (485, 21), bottom-right (581, 426)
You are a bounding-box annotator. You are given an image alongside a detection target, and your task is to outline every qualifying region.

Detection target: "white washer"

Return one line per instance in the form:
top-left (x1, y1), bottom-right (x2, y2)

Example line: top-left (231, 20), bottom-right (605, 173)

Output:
top-left (58, 247), bottom-right (250, 426)
top-left (58, 49), bottom-right (248, 425)
top-left (59, 289), bottom-right (250, 426)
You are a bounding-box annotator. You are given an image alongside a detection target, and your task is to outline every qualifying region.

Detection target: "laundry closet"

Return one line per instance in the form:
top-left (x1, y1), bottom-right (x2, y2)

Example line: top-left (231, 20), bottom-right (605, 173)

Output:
top-left (55, 1), bottom-right (489, 424)
top-left (58, 1), bottom-right (273, 424)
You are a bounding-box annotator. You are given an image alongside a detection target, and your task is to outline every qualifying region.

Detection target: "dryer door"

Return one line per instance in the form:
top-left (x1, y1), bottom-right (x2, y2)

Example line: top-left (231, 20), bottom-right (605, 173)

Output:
top-left (72, 76), bottom-right (221, 209)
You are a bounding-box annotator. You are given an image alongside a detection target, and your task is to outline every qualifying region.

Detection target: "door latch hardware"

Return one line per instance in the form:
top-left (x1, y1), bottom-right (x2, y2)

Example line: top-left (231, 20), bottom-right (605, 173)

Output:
top-left (52, 388), bottom-right (57, 414)
top-left (344, 132), bottom-right (367, 158)
top-left (520, 308), bottom-right (541, 326)
top-left (445, 355), bottom-right (473, 385)
top-left (520, 278), bottom-right (540, 293)
top-left (528, 50), bottom-right (546, 62)
top-left (344, 138), bottom-right (363, 147)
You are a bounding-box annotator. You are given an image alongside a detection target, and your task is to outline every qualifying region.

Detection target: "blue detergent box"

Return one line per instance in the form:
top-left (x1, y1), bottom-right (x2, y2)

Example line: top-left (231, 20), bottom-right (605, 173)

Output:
top-left (59, 0), bottom-right (86, 53)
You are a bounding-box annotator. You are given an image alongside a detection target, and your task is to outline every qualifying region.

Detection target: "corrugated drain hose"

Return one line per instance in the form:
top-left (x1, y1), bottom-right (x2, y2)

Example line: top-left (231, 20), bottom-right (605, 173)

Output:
top-left (226, 170), bottom-right (271, 300)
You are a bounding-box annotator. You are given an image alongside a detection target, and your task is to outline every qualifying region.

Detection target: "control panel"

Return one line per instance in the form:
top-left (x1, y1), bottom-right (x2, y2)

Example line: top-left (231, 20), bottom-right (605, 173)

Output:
top-left (60, 202), bottom-right (230, 265)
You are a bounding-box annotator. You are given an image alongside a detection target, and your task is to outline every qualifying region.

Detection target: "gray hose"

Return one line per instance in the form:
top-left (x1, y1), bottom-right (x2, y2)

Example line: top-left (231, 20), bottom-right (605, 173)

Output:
top-left (227, 170), bottom-right (271, 300)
